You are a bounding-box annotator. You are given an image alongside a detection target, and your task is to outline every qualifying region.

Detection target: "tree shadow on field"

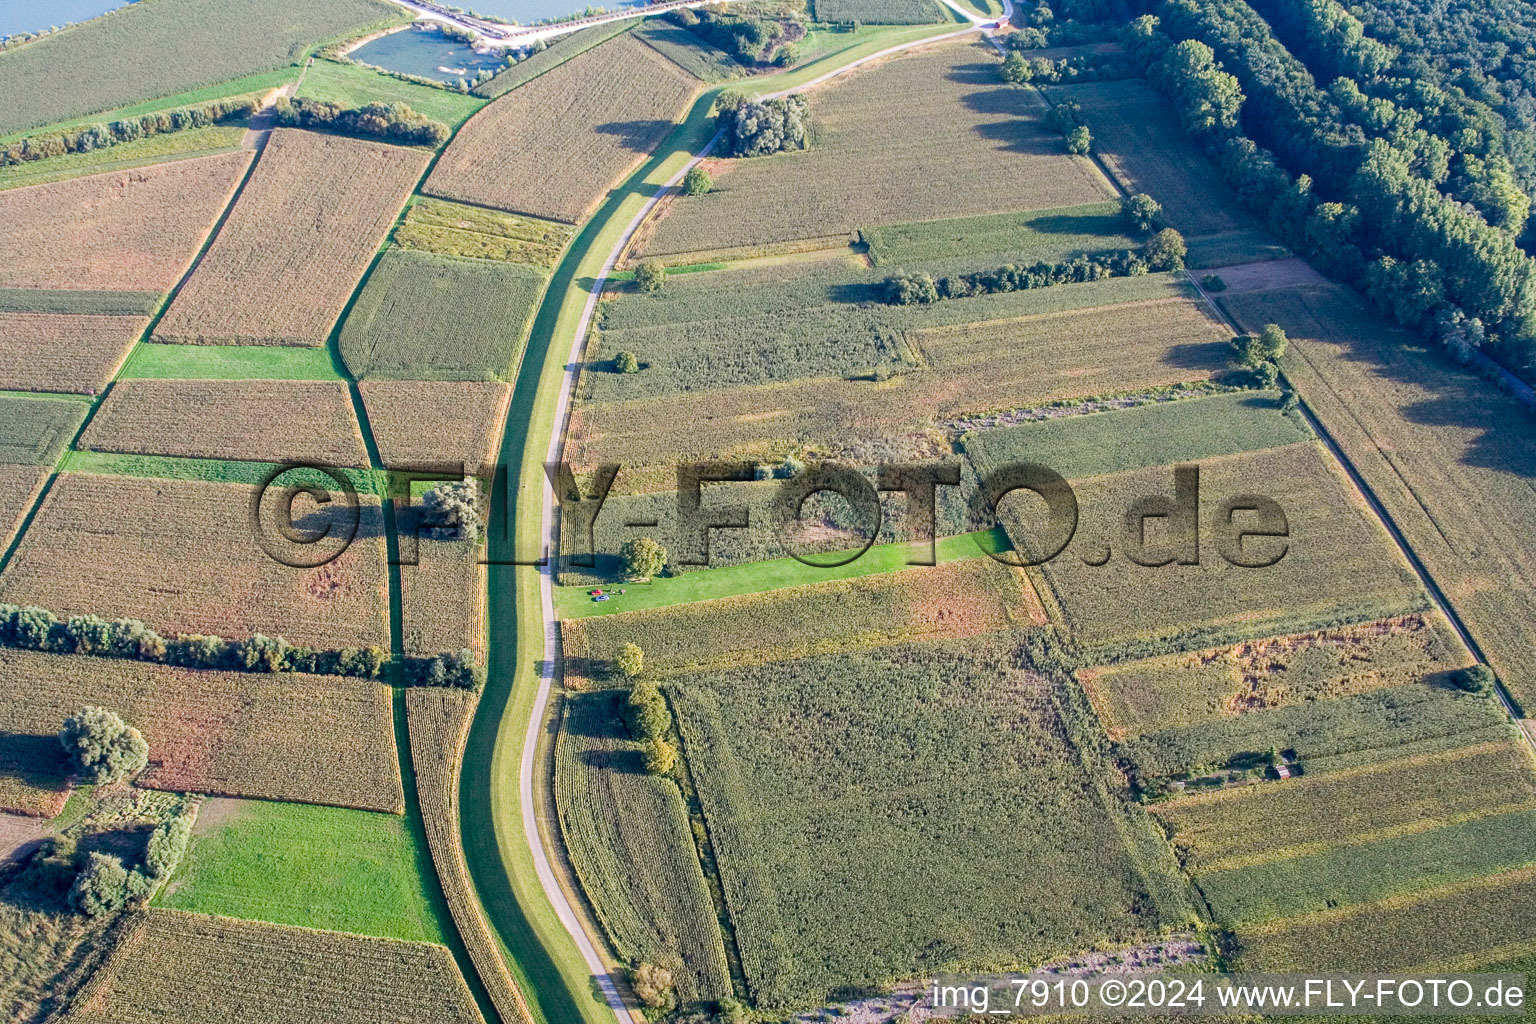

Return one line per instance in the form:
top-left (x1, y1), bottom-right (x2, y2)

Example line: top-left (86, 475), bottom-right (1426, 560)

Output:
top-left (595, 119), bottom-right (677, 153)
top-left (0, 733), bottom-right (71, 794)
top-left (972, 117), bottom-right (1063, 155)
top-left (1163, 340), bottom-right (1231, 372)
top-left (946, 61), bottom-right (1004, 86)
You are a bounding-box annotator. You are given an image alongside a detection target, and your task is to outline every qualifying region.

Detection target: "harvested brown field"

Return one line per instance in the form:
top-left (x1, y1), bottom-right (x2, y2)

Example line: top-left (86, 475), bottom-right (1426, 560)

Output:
top-left (0, 464), bottom-right (47, 553)
top-left (0, 313), bottom-right (147, 394)
top-left (425, 33), bottom-right (699, 223)
top-left (401, 542), bottom-right (484, 657)
top-left (406, 688), bottom-right (535, 1024)
top-left (0, 646), bottom-right (402, 815)
top-left (155, 130), bottom-right (429, 346)
top-left (1080, 612), bottom-right (1469, 742)
top-left (80, 379), bottom-right (368, 467)
top-left (0, 811), bottom-right (44, 867)
top-left (0, 152), bottom-right (251, 293)
top-left (635, 38), bottom-right (1114, 258)
top-left (1203, 258), bottom-right (1325, 293)
top-left (68, 909), bottom-right (485, 1024)
top-left (0, 473), bottom-right (390, 650)
top-left (361, 380), bottom-right (510, 476)
top-left (1225, 283), bottom-right (1536, 712)
top-left (563, 557), bottom-right (1040, 681)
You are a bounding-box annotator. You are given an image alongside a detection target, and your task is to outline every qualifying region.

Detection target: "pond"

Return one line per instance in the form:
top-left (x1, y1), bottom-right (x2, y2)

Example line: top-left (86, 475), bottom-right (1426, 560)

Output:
top-left (350, 26), bottom-right (507, 85)
top-left (0, 0), bottom-right (135, 38)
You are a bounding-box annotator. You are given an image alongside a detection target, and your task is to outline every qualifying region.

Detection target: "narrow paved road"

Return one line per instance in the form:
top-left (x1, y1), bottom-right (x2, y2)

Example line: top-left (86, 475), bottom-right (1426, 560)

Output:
top-left (512, 11), bottom-right (1012, 1024)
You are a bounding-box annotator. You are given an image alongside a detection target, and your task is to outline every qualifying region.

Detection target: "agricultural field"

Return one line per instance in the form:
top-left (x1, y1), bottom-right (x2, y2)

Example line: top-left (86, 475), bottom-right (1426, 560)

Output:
top-left (0, 125), bottom-right (248, 192)
top-left (401, 542), bottom-right (484, 657)
top-left (295, 57), bottom-right (487, 128)
top-left (811, 0), bottom-right (949, 23)
top-left (0, 152), bottom-right (251, 294)
top-left (0, 313), bottom-right (148, 394)
top-left (1047, 79), bottom-right (1255, 240)
top-left (634, 38), bottom-right (1115, 258)
top-left (119, 343), bottom-right (342, 381)
top-left (362, 381), bottom-right (509, 478)
top-left (473, 20), bottom-right (638, 100)
top-left (631, 22), bottom-right (743, 83)
top-left (0, 473), bottom-right (391, 650)
top-left (67, 909), bottom-right (484, 1024)
top-left (554, 690), bottom-right (732, 1003)
top-left (571, 273), bottom-right (1223, 473)
top-left (0, 646), bottom-right (402, 817)
top-left (0, 0), bottom-right (401, 137)
top-left (1081, 612), bottom-right (1469, 742)
top-left (80, 380), bottom-right (368, 467)
top-left (405, 688), bottom-right (534, 1024)
top-left (393, 198), bottom-right (574, 268)
top-left (0, 290), bottom-right (158, 316)
top-left (861, 201), bottom-right (1138, 271)
top-left (562, 557), bottom-right (1038, 678)
top-left (665, 638), bottom-right (1193, 1009)
top-left (1235, 863), bottom-right (1536, 972)
top-left (155, 130), bottom-right (429, 347)
top-left (158, 799), bottom-right (444, 944)
top-left (0, 395), bottom-right (89, 466)
top-left (0, 465), bottom-right (47, 555)
top-left (1224, 283), bottom-right (1536, 712)
top-left (340, 251), bottom-right (548, 380)
top-left (425, 33), bottom-right (700, 223)
top-left (1026, 441), bottom-right (1426, 657)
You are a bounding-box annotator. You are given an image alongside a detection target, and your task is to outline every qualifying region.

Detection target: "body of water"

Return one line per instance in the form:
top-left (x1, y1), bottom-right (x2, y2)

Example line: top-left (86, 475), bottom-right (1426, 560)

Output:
top-left (0, 0), bottom-right (135, 38)
top-left (450, 0), bottom-right (649, 25)
top-left (351, 26), bottom-right (507, 84)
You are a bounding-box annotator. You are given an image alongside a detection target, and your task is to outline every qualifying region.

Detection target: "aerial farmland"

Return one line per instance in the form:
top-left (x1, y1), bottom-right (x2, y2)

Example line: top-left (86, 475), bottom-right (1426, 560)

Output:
top-left (1, 0), bottom-right (1535, 1019)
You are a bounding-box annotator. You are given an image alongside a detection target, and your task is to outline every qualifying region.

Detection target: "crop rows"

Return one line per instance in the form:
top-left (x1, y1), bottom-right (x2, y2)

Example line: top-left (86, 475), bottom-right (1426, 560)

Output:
top-left (1117, 680), bottom-right (1510, 783)
top-left (0, 646), bottom-right (402, 815)
top-left (0, 473), bottom-right (391, 650)
top-left (1226, 282), bottom-right (1536, 711)
top-left (563, 558), bottom-right (1037, 678)
top-left (405, 688), bottom-right (536, 1024)
top-left (341, 251), bottom-right (548, 380)
top-left (0, 152), bottom-right (251, 294)
top-left (1048, 78), bottom-right (1251, 238)
top-left (637, 39), bottom-right (1114, 257)
top-left (393, 198), bottom-right (574, 268)
top-left (667, 638), bottom-right (1191, 1009)
top-left (0, 465), bottom-right (46, 558)
top-left (1236, 864), bottom-right (1536, 972)
top-left (554, 690), bottom-right (733, 1003)
top-left (1026, 442), bottom-right (1425, 656)
top-left (0, 312), bottom-right (148, 394)
top-left (400, 542), bottom-right (484, 658)
top-left (0, 395), bottom-right (88, 466)
top-left (362, 380), bottom-right (510, 477)
top-left (80, 379), bottom-right (368, 467)
top-left (1081, 612), bottom-right (1468, 742)
top-left (67, 909), bottom-right (483, 1024)
top-left (427, 34), bottom-right (699, 223)
top-left (156, 131), bottom-right (428, 347)
top-left (861, 202), bottom-right (1134, 271)
top-left (811, 0), bottom-right (947, 23)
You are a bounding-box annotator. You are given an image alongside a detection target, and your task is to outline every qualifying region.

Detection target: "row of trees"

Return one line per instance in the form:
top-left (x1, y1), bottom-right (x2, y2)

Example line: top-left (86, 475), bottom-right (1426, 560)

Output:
top-left (882, 230), bottom-right (1187, 304)
top-left (1001, 50), bottom-right (1138, 85)
top-left (716, 94), bottom-right (810, 157)
top-left (0, 96), bottom-right (258, 167)
top-left (0, 603), bottom-right (482, 688)
top-left (273, 97), bottom-right (451, 147)
top-left (1128, 6), bottom-right (1536, 372)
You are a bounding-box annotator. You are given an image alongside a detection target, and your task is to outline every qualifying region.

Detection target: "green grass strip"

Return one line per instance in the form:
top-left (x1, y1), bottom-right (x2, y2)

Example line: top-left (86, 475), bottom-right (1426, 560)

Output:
top-left (59, 449), bottom-right (382, 495)
top-left (554, 528), bottom-right (1010, 619)
top-left (118, 343), bottom-right (345, 381)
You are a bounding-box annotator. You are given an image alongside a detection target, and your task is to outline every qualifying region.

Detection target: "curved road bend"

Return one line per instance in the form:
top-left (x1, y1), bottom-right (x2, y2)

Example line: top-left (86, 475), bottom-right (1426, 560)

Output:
top-left (508, 8), bottom-right (1015, 1024)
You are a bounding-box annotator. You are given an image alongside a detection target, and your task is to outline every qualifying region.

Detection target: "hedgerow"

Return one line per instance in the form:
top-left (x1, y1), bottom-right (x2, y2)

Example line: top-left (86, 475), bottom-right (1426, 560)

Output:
top-left (0, 97), bottom-right (257, 168)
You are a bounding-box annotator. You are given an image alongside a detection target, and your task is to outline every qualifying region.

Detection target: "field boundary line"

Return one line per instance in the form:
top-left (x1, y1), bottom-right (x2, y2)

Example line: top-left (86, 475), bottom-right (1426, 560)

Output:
top-left (1188, 270), bottom-right (1536, 750)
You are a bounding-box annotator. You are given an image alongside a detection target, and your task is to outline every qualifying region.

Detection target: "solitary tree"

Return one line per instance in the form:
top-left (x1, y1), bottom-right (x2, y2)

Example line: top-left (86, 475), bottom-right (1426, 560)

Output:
top-left (682, 166), bottom-right (713, 195)
top-left (1001, 51), bottom-right (1030, 83)
top-left (630, 963), bottom-right (676, 1010)
top-left (1121, 192), bottom-right (1163, 232)
top-left (58, 706), bottom-right (148, 784)
top-left (616, 642), bottom-right (645, 678)
top-left (1066, 124), bottom-right (1091, 154)
top-left (612, 350), bottom-right (640, 374)
top-left (1459, 665), bottom-right (1495, 694)
top-left (643, 737), bottom-right (678, 775)
top-left (1145, 227), bottom-right (1187, 270)
top-left (422, 479), bottom-right (481, 540)
top-left (620, 537), bottom-right (666, 580)
top-left (634, 259), bottom-right (666, 293)
top-left (1257, 322), bottom-right (1289, 361)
